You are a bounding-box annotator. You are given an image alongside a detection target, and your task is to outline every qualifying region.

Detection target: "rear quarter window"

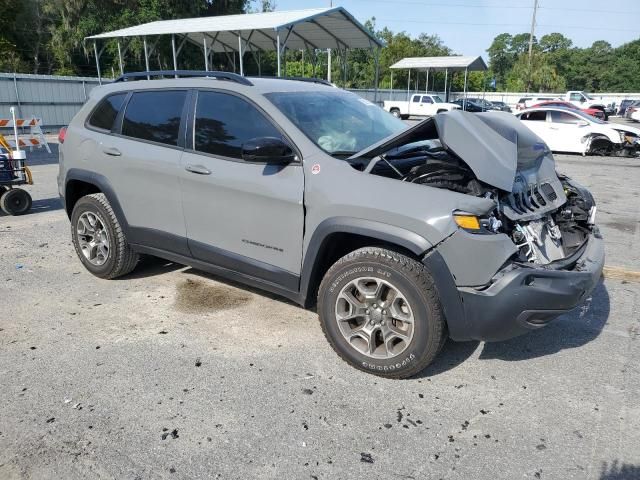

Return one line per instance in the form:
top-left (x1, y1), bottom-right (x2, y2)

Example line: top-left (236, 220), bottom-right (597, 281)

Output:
top-left (88, 93), bottom-right (127, 131)
top-left (121, 90), bottom-right (187, 146)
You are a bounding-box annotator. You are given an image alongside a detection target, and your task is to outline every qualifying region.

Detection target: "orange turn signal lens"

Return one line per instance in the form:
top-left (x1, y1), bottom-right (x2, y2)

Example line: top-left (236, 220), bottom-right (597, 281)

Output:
top-left (454, 214), bottom-right (481, 231)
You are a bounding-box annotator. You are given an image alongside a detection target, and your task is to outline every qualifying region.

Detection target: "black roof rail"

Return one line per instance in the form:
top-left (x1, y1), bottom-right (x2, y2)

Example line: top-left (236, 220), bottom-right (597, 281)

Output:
top-left (250, 76), bottom-right (335, 87)
top-left (113, 70), bottom-right (253, 86)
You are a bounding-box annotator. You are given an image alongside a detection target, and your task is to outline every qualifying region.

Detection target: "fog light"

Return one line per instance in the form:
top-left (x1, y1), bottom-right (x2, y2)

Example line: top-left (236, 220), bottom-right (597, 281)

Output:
top-left (454, 213), bottom-right (480, 231)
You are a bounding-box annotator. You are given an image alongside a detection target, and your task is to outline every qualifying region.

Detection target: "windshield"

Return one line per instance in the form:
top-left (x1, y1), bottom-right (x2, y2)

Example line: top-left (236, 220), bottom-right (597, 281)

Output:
top-left (432, 96), bottom-right (443, 103)
top-left (266, 91), bottom-right (407, 155)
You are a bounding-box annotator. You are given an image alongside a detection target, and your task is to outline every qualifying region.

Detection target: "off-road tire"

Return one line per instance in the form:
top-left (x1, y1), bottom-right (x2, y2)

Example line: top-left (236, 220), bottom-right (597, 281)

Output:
top-left (0, 188), bottom-right (32, 215)
top-left (71, 193), bottom-right (139, 279)
top-left (318, 247), bottom-right (446, 379)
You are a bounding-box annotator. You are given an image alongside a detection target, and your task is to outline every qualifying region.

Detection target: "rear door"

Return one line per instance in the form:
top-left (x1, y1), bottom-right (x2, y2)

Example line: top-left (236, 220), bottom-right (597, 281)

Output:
top-left (518, 110), bottom-right (551, 146)
top-left (179, 89), bottom-right (304, 287)
top-left (96, 89), bottom-right (189, 254)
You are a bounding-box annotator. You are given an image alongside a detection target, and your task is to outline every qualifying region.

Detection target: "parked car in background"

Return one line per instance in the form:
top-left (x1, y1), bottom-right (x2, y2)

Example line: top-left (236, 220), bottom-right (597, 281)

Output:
top-left (516, 107), bottom-right (640, 156)
top-left (490, 101), bottom-right (512, 112)
top-left (383, 94), bottom-right (459, 119)
top-left (618, 99), bottom-right (639, 116)
top-left (531, 100), bottom-right (605, 119)
top-left (516, 96), bottom-right (558, 110)
top-left (515, 97), bottom-right (531, 111)
top-left (625, 101), bottom-right (640, 120)
top-left (563, 91), bottom-right (608, 119)
top-left (451, 98), bottom-right (486, 112)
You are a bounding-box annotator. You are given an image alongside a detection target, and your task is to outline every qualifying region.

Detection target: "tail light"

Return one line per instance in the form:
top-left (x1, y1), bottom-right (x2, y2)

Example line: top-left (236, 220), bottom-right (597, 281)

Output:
top-left (58, 126), bottom-right (67, 144)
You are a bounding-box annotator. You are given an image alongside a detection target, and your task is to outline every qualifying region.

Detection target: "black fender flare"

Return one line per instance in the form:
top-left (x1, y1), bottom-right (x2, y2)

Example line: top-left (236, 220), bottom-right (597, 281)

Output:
top-left (64, 168), bottom-right (130, 235)
top-left (299, 217), bottom-right (433, 305)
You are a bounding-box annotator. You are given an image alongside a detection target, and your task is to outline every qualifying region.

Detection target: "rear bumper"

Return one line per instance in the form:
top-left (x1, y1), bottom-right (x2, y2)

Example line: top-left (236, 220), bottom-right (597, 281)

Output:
top-left (426, 232), bottom-right (605, 342)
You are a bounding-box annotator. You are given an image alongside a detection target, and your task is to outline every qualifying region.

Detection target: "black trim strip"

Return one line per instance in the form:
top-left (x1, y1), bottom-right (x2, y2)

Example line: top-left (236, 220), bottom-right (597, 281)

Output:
top-left (188, 239), bottom-right (299, 293)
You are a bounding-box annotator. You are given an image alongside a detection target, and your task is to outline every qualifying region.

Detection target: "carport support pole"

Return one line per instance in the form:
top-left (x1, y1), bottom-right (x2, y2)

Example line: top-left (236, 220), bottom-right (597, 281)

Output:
top-left (117, 41), bottom-right (124, 75)
top-left (93, 41), bottom-right (102, 85)
top-left (444, 68), bottom-right (448, 101)
top-left (276, 31), bottom-right (281, 77)
top-left (425, 68), bottom-right (429, 93)
top-left (406, 69), bottom-right (411, 101)
top-left (143, 37), bottom-right (150, 80)
top-left (203, 38), bottom-right (208, 71)
top-left (238, 35), bottom-right (244, 76)
top-left (463, 67), bottom-right (468, 110)
top-left (373, 47), bottom-right (380, 104)
top-left (390, 70), bottom-right (393, 99)
top-left (171, 34), bottom-right (178, 77)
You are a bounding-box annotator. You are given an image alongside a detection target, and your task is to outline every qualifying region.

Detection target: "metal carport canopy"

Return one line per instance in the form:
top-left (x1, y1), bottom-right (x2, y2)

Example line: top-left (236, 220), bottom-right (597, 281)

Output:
top-left (390, 56), bottom-right (487, 72)
top-left (86, 7), bottom-right (383, 81)
top-left (389, 56), bottom-right (487, 105)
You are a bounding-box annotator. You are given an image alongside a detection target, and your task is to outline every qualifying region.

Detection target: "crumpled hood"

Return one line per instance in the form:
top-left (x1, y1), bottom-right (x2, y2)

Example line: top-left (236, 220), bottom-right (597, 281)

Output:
top-left (351, 110), bottom-right (550, 192)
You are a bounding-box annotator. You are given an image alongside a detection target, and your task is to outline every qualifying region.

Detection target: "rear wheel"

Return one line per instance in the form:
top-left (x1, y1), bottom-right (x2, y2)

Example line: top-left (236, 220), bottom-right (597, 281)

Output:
top-left (0, 188), bottom-right (32, 215)
top-left (318, 247), bottom-right (446, 379)
top-left (390, 108), bottom-right (401, 118)
top-left (71, 193), bottom-right (139, 279)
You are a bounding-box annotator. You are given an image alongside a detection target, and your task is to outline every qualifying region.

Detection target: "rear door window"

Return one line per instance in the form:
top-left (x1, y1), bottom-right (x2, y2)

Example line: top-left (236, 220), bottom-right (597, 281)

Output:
top-left (194, 91), bottom-right (283, 159)
top-left (88, 93), bottom-right (127, 131)
top-left (121, 90), bottom-right (187, 146)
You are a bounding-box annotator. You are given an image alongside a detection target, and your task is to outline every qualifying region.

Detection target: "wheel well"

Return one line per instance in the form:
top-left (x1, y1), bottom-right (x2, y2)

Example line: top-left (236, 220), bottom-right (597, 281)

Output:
top-left (390, 107), bottom-right (400, 112)
top-left (303, 232), bottom-right (418, 308)
top-left (64, 180), bottom-right (101, 218)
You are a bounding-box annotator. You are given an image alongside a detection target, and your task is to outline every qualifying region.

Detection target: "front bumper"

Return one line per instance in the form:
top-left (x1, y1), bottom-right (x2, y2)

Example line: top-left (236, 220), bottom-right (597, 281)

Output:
top-left (434, 232), bottom-right (604, 342)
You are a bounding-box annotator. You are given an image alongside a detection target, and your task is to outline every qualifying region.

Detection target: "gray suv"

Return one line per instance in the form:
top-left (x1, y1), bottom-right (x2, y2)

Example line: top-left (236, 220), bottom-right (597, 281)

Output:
top-left (58, 71), bottom-right (604, 378)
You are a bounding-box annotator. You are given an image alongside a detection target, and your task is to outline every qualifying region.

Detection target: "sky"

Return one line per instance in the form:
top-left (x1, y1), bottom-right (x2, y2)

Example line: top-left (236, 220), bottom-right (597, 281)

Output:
top-left (271, 0), bottom-right (640, 58)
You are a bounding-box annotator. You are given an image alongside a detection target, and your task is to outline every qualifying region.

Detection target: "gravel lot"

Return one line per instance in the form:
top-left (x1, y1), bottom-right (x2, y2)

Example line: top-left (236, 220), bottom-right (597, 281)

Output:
top-left (1, 123), bottom-right (639, 479)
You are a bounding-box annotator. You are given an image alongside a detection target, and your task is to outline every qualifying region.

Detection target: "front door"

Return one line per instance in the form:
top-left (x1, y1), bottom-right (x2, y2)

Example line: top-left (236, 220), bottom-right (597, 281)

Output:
top-left (547, 110), bottom-right (585, 153)
top-left (180, 90), bottom-right (305, 289)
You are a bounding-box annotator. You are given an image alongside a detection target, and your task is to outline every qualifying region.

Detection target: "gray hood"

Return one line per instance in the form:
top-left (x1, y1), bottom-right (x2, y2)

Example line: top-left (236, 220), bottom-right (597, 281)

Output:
top-left (351, 110), bottom-right (550, 192)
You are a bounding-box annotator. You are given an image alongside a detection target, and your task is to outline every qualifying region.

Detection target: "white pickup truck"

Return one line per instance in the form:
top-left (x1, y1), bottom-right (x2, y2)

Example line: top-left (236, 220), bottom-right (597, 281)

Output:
top-left (564, 91), bottom-right (608, 118)
top-left (384, 94), bottom-right (460, 119)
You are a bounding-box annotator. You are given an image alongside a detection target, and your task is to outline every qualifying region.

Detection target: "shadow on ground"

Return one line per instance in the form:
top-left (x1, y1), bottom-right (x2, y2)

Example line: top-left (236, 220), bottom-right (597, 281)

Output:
top-left (120, 254), bottom-right (611, 377)
top-left (0, 196), bottom-right (63, 216)
top-left (599, 460), bottom-right (640, 480)
top-left (419, 281), bottom-right (610, 377)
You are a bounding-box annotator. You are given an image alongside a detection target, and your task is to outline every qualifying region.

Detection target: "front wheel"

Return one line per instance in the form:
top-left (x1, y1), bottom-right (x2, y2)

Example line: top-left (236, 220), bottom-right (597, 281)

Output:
top-left (318, 247), bottom-right (446, 379)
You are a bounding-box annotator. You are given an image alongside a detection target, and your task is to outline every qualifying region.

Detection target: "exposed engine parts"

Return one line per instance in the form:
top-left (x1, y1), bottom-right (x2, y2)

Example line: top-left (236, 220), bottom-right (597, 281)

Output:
top-left (366, 140), bottom-right (596, 266)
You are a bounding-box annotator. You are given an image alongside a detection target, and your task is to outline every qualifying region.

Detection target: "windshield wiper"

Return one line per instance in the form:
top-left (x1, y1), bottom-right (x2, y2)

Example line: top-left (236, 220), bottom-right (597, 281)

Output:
top-left (330, 150), bottom-right (358, 158)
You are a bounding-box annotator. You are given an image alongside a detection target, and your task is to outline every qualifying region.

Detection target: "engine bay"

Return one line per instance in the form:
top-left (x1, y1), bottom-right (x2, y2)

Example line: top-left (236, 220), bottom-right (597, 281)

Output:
top-left (351, 138), bottom-right (596, 267)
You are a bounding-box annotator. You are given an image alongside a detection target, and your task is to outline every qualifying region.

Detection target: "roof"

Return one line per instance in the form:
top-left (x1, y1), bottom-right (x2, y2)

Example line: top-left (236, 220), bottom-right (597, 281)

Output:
top-left (390, 56), bottom-right (487, 71)
top-left (86, 7), bottom-right (382, 52)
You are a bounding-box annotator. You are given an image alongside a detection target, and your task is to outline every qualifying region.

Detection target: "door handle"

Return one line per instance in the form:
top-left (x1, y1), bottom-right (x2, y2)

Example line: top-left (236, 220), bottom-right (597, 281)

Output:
top-left (103, 146), bottom-right (121, 156)
top-left (185, 164), bottom-right (211, 175)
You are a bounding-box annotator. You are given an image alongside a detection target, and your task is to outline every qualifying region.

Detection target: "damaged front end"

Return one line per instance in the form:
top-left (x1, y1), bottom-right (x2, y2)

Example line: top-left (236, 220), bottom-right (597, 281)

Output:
top-left (350, 111), bottom-right (605, 341)
top-left (585, 129), bottom-right (640, 157)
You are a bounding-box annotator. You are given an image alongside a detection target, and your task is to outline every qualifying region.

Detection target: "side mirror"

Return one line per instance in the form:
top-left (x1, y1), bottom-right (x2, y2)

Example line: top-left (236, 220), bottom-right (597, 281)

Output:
top-left (579, 97), bottom-right (586, 103)
top-left (241, 136), bottom-right (296, 164)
